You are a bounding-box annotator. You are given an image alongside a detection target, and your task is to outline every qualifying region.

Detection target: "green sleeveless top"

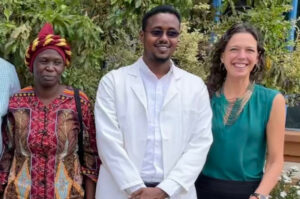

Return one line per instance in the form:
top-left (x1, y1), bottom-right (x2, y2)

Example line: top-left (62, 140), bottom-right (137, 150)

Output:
top-left (202, 84), bottom-right (279, 181)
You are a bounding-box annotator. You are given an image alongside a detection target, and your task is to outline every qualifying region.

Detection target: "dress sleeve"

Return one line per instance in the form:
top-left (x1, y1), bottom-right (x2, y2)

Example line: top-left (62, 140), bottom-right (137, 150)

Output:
top-left (80, 97), bottom-right (100, 182)
top-left (0, 110), bottom-right (15, 192)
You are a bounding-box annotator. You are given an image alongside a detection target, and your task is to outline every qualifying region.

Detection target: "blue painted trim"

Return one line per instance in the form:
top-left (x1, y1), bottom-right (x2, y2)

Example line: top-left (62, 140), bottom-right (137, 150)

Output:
top-left (213, 0), bottom-right (222, 23)
top-left (288, 0), bottom-right (298, 51)
top-left (211, 0), bottom-right (222, 43)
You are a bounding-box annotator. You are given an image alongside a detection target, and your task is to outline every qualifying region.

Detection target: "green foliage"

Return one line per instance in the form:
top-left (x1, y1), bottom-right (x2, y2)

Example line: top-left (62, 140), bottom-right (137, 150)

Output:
top-left (208, 0), bottom-right (292, 55)
top-left (267, 35), bottom-right (300, 96)
top-left (173, 23), bottom-right (210, 79)
top-left (0, 0), bottom-right (104, 101)
top-left (188, 2), bottom-right (213, 33)
top-left (104, 29), bottom-right (141, 71)
top-left (271, 166), bottom-right (300, 199)
top-left (1, 0), bottom-right (300, 103)
top-left (62, 66), bottom-right (103, 103)
top-left (106, 0), bottom-right (194, 29)
top-left (202, 0), bottom-right (300, 98)
top-left (246, 0), bottom-right (292, 55)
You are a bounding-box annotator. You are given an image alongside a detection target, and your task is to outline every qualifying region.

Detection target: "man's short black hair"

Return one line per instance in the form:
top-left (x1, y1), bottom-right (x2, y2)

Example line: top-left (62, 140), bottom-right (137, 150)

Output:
top-left (142, 5), bottom-right (181, 31)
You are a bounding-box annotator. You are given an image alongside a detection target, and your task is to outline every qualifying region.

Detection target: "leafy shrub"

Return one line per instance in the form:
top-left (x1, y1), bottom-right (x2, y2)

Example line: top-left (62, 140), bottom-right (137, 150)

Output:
top-left (1, 0), bottom-right (300, 104)
top-left (173, 22), bottom-right (210, 79)
top-left (0, 0), bottom-right (104, 101)
top-left (271, 166), bottom-right (300, 199)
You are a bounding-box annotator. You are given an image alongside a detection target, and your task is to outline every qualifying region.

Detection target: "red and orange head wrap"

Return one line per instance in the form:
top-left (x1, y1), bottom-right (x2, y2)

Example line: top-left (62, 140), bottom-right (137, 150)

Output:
top-left (25, 23), bottom-right (71, 72)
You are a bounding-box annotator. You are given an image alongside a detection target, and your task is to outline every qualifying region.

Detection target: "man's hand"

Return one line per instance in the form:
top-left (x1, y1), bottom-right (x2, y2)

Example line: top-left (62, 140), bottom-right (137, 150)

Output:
top-left (129, 187), bottom-right (168, 199)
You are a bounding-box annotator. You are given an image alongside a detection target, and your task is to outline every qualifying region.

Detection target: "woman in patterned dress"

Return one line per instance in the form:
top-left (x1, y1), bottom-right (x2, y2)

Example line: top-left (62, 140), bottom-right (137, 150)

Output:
top-left (0, 23), bottom-right (100, 199)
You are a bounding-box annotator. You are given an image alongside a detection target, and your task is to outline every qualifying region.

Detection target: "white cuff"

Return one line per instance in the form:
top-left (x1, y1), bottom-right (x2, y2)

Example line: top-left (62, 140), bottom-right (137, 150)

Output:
top-left (125, 183), bottom-right (146, 195)
top-left (157, 179), bottom-right (182, 197)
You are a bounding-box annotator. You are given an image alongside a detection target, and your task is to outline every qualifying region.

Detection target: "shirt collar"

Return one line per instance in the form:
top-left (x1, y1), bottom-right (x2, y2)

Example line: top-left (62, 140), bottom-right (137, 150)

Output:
top-left (138, 57), bottom-right (174, 81)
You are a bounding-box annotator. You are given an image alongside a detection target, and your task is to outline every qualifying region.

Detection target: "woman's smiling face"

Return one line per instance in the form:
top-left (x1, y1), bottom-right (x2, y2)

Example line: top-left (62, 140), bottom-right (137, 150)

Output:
top-left (221, 32), bottom-right (259, 80)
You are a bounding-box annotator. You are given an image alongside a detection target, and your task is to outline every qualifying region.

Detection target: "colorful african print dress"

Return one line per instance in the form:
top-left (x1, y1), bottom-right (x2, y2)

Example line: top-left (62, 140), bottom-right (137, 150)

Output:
top-left (0, 86), bottom-right (100, 199)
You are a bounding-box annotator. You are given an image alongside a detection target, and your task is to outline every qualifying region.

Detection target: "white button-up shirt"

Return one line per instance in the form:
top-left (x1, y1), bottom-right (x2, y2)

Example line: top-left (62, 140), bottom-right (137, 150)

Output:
top-left (126, 58), bottom-right (182, 197)
top-left (139, 59), bottom-right (173, 183)
top-left (0, 58), bottom-right (20, 153)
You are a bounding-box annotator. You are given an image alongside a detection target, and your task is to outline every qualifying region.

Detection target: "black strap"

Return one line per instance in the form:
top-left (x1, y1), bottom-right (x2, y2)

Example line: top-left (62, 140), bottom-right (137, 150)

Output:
top-left (74, 88), bottom-right (85, 166)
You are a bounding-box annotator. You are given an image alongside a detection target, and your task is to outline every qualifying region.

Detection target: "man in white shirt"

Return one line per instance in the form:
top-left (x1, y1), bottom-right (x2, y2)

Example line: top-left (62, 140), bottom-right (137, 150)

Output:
top-left (94, 5), bottom-right (213, 199)
top-left (0, 58), bottom-right (20, 153)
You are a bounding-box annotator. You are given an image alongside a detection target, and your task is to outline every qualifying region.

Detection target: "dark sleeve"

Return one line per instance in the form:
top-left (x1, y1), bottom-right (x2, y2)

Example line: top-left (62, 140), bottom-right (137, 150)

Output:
top-left (0, 112), bottom-right (15, 192)
top-left (80, 99), bottom-right (101, 182)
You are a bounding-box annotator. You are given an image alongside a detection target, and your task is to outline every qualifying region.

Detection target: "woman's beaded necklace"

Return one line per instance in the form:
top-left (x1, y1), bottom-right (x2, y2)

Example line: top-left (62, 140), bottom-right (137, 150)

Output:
top-left (217, 82), bottom-right (255, 126)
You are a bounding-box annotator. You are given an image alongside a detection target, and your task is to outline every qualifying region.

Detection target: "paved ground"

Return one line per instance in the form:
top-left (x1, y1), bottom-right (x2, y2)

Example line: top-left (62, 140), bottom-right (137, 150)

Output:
top-left (283, 162), bottom-right (300, 178)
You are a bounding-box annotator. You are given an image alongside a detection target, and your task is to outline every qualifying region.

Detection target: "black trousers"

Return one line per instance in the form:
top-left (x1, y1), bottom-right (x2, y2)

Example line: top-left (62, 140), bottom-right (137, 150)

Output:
top-left (144, 182), bottom-right (159, 187)
top-left (195, 174), bottom-right (260, 199)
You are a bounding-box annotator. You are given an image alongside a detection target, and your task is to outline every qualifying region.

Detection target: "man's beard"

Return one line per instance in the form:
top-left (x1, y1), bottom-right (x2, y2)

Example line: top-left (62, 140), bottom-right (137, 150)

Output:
top-left (154, 55), bottom-right (170, 63)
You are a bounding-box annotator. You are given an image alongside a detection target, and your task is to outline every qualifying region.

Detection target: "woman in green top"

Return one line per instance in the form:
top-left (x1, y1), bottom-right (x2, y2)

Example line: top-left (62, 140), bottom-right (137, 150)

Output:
top-left (196, 23), bottom-right (285, 199)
